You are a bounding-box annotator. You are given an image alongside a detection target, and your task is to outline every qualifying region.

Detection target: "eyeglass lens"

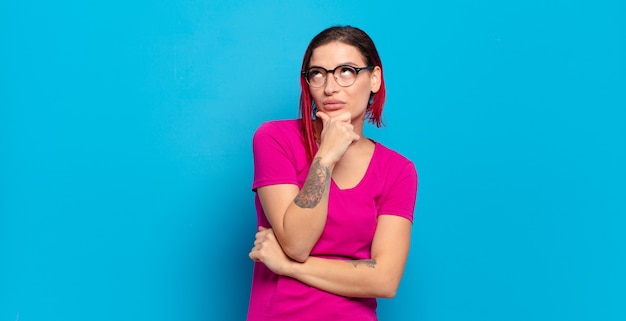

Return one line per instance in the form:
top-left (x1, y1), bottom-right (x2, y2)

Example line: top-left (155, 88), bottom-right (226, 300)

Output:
top-left (306, 66), bottom-right (358, 87)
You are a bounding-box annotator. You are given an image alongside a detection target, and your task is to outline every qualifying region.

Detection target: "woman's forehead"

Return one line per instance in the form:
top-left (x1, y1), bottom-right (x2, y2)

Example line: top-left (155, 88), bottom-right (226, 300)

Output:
top-left (309, 42), bottom-right (366, 67)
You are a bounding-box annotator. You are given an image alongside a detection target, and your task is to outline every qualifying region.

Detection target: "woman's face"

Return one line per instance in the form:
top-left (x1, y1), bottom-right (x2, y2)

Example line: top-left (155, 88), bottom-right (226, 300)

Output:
top-left (308, 41), bottom-right (381, 123)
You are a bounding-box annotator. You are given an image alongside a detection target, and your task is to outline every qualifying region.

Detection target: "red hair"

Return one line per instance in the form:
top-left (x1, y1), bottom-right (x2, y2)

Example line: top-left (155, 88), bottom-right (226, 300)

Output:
top-left (298, 26), bottom-right (387, 161)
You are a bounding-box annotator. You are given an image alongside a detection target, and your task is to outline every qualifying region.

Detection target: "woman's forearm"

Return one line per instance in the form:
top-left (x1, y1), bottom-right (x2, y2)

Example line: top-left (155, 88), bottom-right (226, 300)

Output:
top-left (281, 157), bottom-right (331, 261)
top-left (276, 215), bottom-right (411, 298)
top-left (250, 216), bottom-right (412, 298)
top-left (284, 256), bottom-right (402, 298)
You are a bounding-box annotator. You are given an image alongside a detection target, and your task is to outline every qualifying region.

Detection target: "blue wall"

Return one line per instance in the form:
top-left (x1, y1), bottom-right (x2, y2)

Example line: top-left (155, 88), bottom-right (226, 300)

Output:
top-left (1, 1), bottom-right (624, 320)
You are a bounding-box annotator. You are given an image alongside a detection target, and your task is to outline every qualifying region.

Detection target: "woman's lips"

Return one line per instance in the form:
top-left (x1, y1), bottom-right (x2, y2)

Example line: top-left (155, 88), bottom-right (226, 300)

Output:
top-left (323, 99), bottom-right (345, 110)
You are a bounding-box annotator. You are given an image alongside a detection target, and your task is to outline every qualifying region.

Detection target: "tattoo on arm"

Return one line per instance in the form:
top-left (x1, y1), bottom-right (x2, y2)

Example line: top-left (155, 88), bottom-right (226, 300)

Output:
top-left (294, 157), bottom-right (330, 208)
top-left (346, 259), bottom-right (377, 269)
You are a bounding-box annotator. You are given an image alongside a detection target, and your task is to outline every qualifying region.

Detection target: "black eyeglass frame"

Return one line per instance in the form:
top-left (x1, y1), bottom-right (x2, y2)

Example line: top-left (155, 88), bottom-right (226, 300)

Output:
top-left (302, 65), bottom-right (374, 88)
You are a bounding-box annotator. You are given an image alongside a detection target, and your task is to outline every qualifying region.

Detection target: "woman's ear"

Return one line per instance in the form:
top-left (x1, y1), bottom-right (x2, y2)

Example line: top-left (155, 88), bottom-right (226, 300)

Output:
top-left (370, 66), bottom-right (382, 93)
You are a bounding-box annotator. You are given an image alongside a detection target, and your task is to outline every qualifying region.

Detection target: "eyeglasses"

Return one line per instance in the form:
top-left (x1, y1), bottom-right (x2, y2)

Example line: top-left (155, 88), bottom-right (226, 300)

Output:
top-left (302, 65), bottom-right (374, 88)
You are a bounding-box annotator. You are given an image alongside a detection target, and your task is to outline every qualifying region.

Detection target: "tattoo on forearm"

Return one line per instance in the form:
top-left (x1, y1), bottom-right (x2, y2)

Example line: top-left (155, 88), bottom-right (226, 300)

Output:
top-left (346, 259), bottom-right (377, 269)
top-left (294, 157), bottom-right (330, 208)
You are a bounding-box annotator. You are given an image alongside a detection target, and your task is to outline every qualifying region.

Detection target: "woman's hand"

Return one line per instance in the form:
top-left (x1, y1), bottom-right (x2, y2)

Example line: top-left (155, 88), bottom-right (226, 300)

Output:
top-left (315, 111), bottom-right (360, 165)
top-left (249, 226), bottom-right (295, 276)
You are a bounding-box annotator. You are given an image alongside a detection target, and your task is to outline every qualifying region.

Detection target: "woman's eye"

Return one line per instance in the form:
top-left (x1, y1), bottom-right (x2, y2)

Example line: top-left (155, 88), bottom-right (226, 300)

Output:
top-left (339, 67), bottom-right (356, 76)
top-left (309, 70), bottom-right (323, 78)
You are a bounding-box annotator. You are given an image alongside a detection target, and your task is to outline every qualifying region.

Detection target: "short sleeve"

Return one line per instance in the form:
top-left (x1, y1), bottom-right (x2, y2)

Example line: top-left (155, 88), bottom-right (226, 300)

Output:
top-left (378, 161), bottom-right (418, 223)
top-left (252, 122), bottom-right (300, 191)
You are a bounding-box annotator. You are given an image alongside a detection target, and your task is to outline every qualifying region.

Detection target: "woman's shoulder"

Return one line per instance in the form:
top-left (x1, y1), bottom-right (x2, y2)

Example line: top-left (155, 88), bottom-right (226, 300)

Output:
top-left (373, 141), bottom-right (414, 167)
top-left (255, 119), bottom-right (300, 136)
top-left (371, 142), bottom-right (418, 192)
top-left (253, 119), bottom-right (303, 148)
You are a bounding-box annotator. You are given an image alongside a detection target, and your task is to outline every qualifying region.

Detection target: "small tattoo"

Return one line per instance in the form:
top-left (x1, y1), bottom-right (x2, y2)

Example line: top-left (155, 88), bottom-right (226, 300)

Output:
top-left (294, 157), bottom-right (330, 208)
top-left (346, 259), bottom-right (377, 268)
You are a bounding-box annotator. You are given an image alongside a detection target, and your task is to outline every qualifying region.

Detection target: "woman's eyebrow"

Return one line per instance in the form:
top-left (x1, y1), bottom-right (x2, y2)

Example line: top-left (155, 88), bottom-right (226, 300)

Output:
top-left (308, 62), bottom-right (361, 68)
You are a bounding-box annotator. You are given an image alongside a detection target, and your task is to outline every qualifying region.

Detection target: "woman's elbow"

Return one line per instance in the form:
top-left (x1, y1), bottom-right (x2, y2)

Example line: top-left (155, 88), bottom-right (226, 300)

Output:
top-left (378, 287), bottom-right (398, 299)
top-left (275, 234), bottom-right (313, 263)
top-left (374, 276), bottom-right (401, 298)
top-left (373, 284), bottom-right (398, 298)
top-left (283, 246), bottom-right (310, 263)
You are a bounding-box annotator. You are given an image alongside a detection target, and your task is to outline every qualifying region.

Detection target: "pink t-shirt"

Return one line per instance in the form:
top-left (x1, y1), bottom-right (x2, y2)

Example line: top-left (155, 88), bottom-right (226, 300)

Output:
top-left (247, 119), bottom-right (418, 321)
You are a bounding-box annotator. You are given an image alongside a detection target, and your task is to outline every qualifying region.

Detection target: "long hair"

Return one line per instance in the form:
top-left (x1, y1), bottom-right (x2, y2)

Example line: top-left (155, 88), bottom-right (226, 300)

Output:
top-left (298, 25), bottom-right (387, 161)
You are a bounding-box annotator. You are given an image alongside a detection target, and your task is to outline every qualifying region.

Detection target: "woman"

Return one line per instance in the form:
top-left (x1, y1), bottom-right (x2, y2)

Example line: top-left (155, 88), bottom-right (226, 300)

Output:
top-left (247, 25), bottom-right (418, 321)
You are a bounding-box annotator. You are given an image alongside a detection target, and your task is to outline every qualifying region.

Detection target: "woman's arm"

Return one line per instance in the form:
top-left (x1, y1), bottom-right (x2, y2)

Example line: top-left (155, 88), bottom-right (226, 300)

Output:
top-left (257, 112), bottom-right (358, 263)
top-left (250, 214), bottom-right (412, 298)
top-left (256, 155), bottom-right (333, 263)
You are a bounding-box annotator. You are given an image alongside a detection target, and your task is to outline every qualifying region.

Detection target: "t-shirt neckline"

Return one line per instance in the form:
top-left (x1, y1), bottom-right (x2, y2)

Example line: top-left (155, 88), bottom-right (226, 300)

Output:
top-left (331, 141), bottom-right (378, 191)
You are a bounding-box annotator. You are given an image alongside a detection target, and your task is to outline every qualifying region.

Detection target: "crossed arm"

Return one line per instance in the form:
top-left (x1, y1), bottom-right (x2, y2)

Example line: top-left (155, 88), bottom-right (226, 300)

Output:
top-left (250, 214), bottom-right (411, 298)
top-left (249, 159), bottom-right (412, 298)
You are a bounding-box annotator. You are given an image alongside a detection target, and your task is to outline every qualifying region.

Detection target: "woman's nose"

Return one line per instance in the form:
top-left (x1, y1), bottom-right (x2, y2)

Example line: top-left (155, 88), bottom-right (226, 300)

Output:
top-left (324, 74), bottom-right (340, 94)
